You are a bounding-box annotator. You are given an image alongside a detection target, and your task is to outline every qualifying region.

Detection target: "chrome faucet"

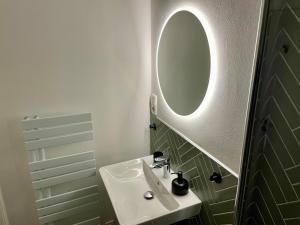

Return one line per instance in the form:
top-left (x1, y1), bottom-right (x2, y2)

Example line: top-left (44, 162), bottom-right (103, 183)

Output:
top-left (163, 157), bottom-right (170, 179)
top-left (152, 156), bottom-right (171, 179)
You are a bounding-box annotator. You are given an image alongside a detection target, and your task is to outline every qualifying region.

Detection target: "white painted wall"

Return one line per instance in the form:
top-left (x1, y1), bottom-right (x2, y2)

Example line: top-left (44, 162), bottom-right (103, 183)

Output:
top-left (152, 0), bottom-right (264, 175)
top-left (0, 187), bottom-right (10, 225)
top-left (0, 0), bottom-right (151, 224)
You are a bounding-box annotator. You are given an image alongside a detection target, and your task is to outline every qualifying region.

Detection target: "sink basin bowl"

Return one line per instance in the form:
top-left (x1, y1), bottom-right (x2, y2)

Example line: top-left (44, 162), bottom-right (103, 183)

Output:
top-left (99, 155), bottom-right (201, 225)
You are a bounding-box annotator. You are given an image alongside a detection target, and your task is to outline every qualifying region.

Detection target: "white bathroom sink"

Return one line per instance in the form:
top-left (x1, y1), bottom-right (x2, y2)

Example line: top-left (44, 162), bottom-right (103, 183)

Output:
top-left (99, 155), bottom-right (201, 225)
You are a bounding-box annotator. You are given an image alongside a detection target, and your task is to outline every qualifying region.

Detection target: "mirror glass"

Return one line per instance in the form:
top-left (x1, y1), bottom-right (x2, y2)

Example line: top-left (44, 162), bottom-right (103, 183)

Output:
top-left (157, 11), bottom-right (211, 116)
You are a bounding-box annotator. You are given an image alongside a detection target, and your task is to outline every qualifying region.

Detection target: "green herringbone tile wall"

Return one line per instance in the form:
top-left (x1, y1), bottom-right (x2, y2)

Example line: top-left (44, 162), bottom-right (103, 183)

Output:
top-left (240, 1), bottom-right (300, 224)
top-left (150, 115), bottom-right (238, 225)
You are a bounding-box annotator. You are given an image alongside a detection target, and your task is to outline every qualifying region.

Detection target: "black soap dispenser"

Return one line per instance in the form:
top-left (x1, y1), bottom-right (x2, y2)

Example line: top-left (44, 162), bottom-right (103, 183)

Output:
top-left (171, 171), bottom-right (189, 196)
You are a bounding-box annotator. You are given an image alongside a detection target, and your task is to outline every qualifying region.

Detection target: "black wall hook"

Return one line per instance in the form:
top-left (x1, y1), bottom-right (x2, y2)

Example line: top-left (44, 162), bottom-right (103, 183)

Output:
top-left (282, 45), bottom-right (289, 54)
top-left (210, 172), bottom-right (222, 184)
top-left (149, 123), bottom-right (157, 130)
top-left (261, 118), bottom-right (269, 132)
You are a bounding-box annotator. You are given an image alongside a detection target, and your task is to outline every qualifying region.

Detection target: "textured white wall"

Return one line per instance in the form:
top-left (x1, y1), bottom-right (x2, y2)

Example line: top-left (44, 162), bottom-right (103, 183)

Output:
top-left (0, 187), bottom-right (10, 225)
top-left (152, 0), bottom-right (264, 175)
top-left (0, 0), bottom-right (151, 224)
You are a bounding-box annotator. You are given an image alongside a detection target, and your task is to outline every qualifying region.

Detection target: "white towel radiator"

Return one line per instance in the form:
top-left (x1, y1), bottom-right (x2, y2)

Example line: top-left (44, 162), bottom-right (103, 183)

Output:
top-left (22, 113), bottom-right (100, 225)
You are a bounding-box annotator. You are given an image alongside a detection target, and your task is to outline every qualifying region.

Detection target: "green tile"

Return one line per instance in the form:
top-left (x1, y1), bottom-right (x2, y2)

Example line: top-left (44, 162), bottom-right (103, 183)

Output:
top-left (169, 148), bottom-right (180, 166)
top-left (170, 142), bottom-right (182, 166)
top-left (171, 132), bottom-right (183, 149)
top-left (278, 201), bottom-right (300, 218)
top-left (155, 132), bottom-right (169, 147)
top-left (285, 218), bottom-right (300, 225)
top-left (281, 7), bottom-right (300, 53)
top-left (288, 0), bottom-right (300, 9)
top-left (286, 165), bottom-right (300, 184)
top-left (177, 142), bottom-right (194, 156)
top-left (264, 140), bottom-right (298, 201)
top-left (181, 147), bottom-right (200, 163)
top-left (157, 140), bottom-right (169, 153)
top-left (200, 204), bottom-right (217, 225)
top-left (252, 188), bottom-right (277, 225)
top-left (294, 128), bottom-right (300, 143)
top-left (267, 99), bottom-right (300, 164)
top-left (156, 125), bottom-right (169, 139)
top-left (294, 183), bottom-right (300, 197)
top-left (167, 132), bottom-right (177, 150)
top-left (249, 204), bottom-right (266, 225)
top-left (192, 176), bottom-right (207, 201)
top-left (195, 155), bottom-right (216, 203)
top-left (180, 158), bottom-right (196, 172)
top-left (294, 8), bottom-right (300, 20)
top-left (215, 186), bottom-right (237, 203)
top-left (266, 12), bottom-right (282, 44)
top-left (268, 125), bottom-right (294, 168)
top-left (184, 167), bottom-right (198, 181)
top-left (259, 156), bottom-right (286, 203)
top-left (218, 165), bottom-right (230, 177)
top-left (189, 177), bottom-right (196, 191)
top-left (214, 212), bottom-right (234, 225)
top-left (169, 153), bottom-right (177, 169)
top-left (273, 77), bottom-right (300, 129)
top-left (210, 200), bottom-right (235, 215)
top-left (275, 55), bottom-right (300, 113)
top-left (260, 73), bottom-right (276, 102)
top-left (269, 0), bottom-right (285, 10)
top-left (202, 154), bottom-right (214, 177)
top-left (213, 175), bottom-right (237, 192)
top-left (281, 33), bottom-right (300, 91)
top-left (258, 173), bottom-right (285, 225)
top-left (210, 161), bottom-right (221, 175)
top-left (201, 155), bottom-right (218, 201)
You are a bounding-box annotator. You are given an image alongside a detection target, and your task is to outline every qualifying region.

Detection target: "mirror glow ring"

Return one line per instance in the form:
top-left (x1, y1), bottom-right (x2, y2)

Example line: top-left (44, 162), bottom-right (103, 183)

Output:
top-left (156, 6), bottom-right (218, 119)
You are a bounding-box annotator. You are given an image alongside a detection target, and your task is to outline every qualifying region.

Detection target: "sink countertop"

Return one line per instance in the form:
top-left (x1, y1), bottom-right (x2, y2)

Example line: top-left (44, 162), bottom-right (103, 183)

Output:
top-left (100, 155), bottom-right (201, 225)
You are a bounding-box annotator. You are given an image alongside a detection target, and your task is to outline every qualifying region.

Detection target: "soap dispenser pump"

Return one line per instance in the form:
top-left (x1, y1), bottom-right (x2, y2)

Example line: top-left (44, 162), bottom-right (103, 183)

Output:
top-left (171, 171), bottom-right (189, 196)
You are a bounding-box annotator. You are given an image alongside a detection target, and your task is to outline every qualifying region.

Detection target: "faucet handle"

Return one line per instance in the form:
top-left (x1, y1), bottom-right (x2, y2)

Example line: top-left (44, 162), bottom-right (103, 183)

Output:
top-left (151, 156), bottom-right (166, 169)
top-left (153, 151), bottom-right (163, 163)
top-left (155, 156), bottom-right (166, 163)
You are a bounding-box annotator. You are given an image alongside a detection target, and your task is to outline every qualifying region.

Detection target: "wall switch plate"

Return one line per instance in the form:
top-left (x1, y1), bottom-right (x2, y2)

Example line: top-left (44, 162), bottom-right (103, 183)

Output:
top-left (150, 94), bottom-right (157, 115)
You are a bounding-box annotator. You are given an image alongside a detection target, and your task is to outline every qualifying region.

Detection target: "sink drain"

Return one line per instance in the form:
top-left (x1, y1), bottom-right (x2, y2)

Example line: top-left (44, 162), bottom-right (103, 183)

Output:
top-left (144, 191), bottom-right (154, 200)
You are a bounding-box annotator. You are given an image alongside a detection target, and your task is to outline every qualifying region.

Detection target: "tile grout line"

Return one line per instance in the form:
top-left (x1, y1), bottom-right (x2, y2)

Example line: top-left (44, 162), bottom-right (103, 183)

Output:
top-left (260, 172), bottom-right (287, 224)
top-left (262, 154), bottom-right (288, 202)
top-left (268, 116), bottom-right (296, 165)
top-left (280, 52), bottom-right (300, 86)
top-left (265, 136), bottom-right (299, 199)
top-left (272, 98), bottom-right (300, 150)
top-left (275, 75), bottom-right (300, 118)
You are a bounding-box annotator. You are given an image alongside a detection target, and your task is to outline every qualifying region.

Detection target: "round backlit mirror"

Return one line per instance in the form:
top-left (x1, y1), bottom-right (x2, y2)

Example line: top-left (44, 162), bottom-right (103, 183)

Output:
top-left (157, 10), bottom-right (211, 116)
